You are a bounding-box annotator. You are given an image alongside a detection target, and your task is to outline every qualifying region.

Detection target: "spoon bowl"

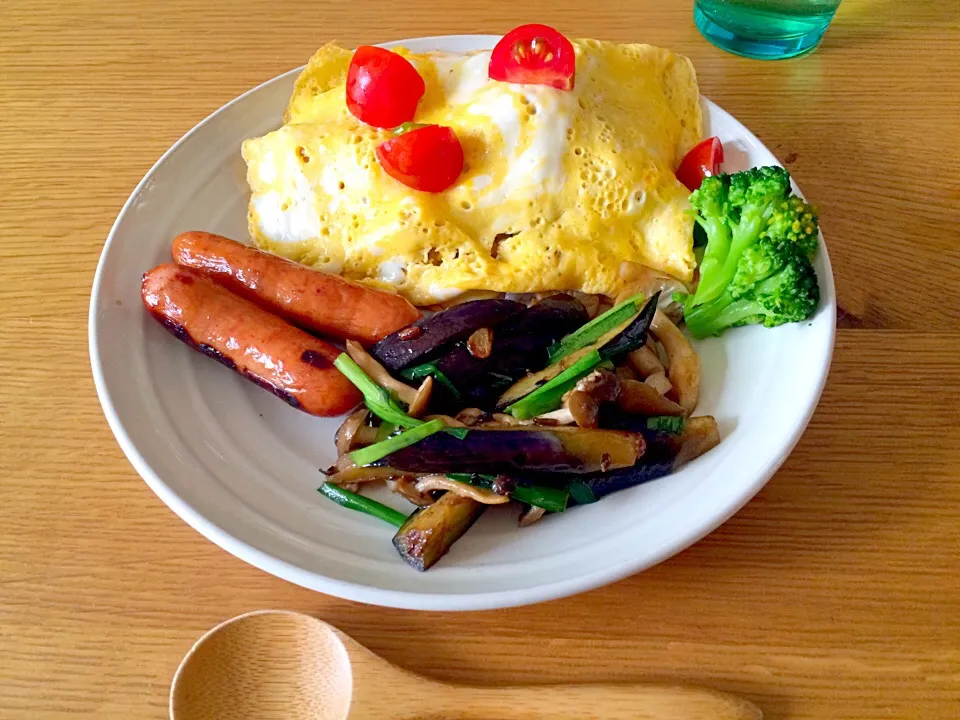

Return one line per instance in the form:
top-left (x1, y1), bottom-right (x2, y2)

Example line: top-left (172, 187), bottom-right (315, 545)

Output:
top-left (171, 610), bottom-right (762, 720)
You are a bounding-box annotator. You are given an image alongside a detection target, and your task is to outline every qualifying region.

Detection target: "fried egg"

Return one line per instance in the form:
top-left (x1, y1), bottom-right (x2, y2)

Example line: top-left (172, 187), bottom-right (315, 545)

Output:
top-left (242, 40), bottom-right (702, 305)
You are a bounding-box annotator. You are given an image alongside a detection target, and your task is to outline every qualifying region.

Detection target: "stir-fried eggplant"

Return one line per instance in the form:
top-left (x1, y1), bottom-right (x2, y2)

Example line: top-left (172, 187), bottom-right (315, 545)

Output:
top-left (377, 427), bottom-right (643, 475)
top-left (430, 294), bottom-right (588, 408)
top-left (370, 299), bottom-right (524, 371)
top-left (495, 293), bottom-right (659, 410)
top-left (561, 415), bottom-right (721, 502)
top-left (393, 492), bottom-right (485, 571)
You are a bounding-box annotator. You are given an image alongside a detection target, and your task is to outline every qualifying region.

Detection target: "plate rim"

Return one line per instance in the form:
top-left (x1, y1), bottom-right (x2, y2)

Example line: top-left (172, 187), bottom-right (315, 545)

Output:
top-left (89, 34), bottom-right (836, 610)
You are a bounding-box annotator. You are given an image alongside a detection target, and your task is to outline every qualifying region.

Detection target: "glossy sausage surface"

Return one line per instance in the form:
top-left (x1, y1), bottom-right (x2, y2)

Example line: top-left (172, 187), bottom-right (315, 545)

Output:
top-left (141, 264), bottom-right (361, 417)
top-left (172, 231), bottom-right (421, 344)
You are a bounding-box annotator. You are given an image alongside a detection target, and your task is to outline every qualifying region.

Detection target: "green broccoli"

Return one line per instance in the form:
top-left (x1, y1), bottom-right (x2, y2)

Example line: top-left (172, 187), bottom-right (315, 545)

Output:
top-left (682, 238), bottom-right (820, 339)
top-left (681, 166), bottom-right (821, 337)
top-left (763, 194), bottom-right (820, 257)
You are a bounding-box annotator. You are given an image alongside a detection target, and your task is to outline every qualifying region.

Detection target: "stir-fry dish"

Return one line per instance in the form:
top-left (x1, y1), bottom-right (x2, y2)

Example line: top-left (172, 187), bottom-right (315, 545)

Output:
top-left (141, 24), bottom-right (821, 570)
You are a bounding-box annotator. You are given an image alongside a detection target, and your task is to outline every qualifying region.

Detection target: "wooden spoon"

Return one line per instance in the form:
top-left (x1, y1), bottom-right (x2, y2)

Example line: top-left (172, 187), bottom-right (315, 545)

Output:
top-left (171, 610), bottom-right (761, 720)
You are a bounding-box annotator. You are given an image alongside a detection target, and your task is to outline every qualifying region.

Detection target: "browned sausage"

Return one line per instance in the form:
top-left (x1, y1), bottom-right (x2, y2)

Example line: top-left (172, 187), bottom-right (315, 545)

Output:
top-left (171, 231), bottom-right (421, 344)
top-left (141, 264), bottom-right (361, 417)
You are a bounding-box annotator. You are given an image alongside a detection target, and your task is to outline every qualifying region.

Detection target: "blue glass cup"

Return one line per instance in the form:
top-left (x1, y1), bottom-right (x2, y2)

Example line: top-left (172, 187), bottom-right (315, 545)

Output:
top-left (695, 0), bottom-right (842, 60)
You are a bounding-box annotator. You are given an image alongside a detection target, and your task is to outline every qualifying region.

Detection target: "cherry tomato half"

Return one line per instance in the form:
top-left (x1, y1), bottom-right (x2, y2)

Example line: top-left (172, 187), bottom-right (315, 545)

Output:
top-left (346, 46), bottom-right (425, 129)
top-left (488, 24), bottom-right (576, 91)
top-left (676, 137), bottom-right (724, 192)
top-left (376, 125), bottom-right (464, 193)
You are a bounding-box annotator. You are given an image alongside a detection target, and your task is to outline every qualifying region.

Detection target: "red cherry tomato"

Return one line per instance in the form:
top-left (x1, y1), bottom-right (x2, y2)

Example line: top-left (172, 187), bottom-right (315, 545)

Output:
top-left (346, 46), bottom-right (425, 128)
top-left (488, 24), bottom-right (576, 90)
top-left (376, 125), bottom-right (464, 193)
top-left (676, 137), bottom-right (724, 191)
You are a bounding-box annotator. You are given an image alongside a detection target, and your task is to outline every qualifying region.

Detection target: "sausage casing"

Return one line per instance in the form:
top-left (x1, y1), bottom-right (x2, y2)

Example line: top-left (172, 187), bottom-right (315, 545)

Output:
top-left (172, 231), bottom-right (421, 344)
top-left (141, 264), bottom-right (361, 417)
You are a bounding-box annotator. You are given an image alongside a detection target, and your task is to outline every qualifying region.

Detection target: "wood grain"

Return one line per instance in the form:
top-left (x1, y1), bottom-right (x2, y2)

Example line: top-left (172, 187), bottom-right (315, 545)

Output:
top-left (171, 611), bottom-right (761, 720)
top-left (1, 1), bottom-right (958, 718)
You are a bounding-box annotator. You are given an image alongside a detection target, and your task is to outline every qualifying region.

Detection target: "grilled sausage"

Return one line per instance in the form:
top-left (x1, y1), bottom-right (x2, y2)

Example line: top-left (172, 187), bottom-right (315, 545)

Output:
top-left (171, 231), bottom-right (421, 344)
top-left (141, 264), bottom-right (361, 416)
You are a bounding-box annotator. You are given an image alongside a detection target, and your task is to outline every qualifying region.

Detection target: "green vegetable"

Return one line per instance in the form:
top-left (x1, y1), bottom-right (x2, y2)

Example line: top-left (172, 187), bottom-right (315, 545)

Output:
top-left (596, 292), bottom-right (660, 361)
top-left (444, 426), bottom-right (471, 440)
top-left (447, 473), bottom-right (569, 513)
top-left (400, 362), bottom-right (462, 400)
top-left (334, 354), bottom-right (422, 429)
top-left (681, 238), bottom-right (820, 339)
top-left (646, 415), bottom-right (686, 434)
top-left (349, 418), bottom-right (446, 466)
top-left (375, 421), bottom-right (398, 442)
top-left (566, 480), bottom-right (598, 506)
top-left (548, 294), bottom-right (643, 364)
top-left (506, 350), bottom-right (602, 420)
top-left (685, 166), bottom-right (820, 325)
top-left (318, 483), bottom-right (408, 528)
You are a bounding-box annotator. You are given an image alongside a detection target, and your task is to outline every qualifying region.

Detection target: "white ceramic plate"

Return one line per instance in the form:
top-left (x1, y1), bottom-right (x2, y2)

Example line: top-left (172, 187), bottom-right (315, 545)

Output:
top-left (90, 35), bottom-right (835, 610)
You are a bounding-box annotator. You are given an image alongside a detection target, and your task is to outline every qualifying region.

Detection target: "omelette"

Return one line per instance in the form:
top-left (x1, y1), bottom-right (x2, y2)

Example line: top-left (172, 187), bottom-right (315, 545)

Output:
top-left (242, 39), bottom-right (702, 306)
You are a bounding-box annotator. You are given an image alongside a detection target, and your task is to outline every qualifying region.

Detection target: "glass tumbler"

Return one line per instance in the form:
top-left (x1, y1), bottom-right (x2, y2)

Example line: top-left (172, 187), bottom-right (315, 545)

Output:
top-left (695, 0), bottom-right (842, 60)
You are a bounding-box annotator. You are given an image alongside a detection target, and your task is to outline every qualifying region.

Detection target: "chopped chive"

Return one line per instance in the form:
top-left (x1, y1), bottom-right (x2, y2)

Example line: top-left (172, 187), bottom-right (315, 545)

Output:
top-left (646, 415), bottom-right (686, 434)
top-left (375, 421), bottom-right (398, 442)
top-left (597, 292), bottom-right (660, 360)
top-left (318, 483), bottom-right (408, 528)
top-left (447, 473), bottom-right (570, 514)
top-left (511, 485), bottom-right (569, 513)
top-left (349, 418), bottom-right (446, 466)
top-left (566, 480), bottom-right (598, 506)
top-left (400, 362), bottom-right (462, 400)
top-left (506, 350), bottom-right (602, 420)
top-left (444, 426), bottom-right (471, 440)
top-left (547, 294), bottom-right (644, 364)
top-left (334, 354), bottom-right (422, 429)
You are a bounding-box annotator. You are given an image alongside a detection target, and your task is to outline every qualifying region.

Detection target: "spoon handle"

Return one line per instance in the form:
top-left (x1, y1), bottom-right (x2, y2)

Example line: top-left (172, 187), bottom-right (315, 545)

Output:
top-left (426, 683), bottom-right (761, 720)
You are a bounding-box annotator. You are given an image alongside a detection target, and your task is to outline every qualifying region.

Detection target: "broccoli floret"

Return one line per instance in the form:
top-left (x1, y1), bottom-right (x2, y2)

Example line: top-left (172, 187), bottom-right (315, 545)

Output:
top-left (763, 194), bottom-right (819, 257)
top-left (682, 166), bottom-right (821, 337)
top-left (682, 239), bottom-right (820, 339)
top-left (690, 166), bottom-right (796, 306)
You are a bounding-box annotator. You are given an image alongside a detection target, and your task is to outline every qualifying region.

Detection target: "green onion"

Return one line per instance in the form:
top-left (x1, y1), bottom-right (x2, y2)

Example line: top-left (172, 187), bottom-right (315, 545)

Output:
top-left (318, 483), bottom-right (408, 528)
top-left (349, 418), bottom-right (446, 466)
top-left (547, 294), bottom-right (644, 364)
top-left (566, 480), bottom-right (598, 506)
top-left (506, 350), bottom-right (602, 420)
top-left (444, 426), bottom-right (471, 440)
top-left (447, 473), bottom-right (569, 514)
top-left (646, 416), bottom-right (686, 434)
top-left (334, 354), bottom-right (422, 429)
top-left (375, 421), bottom-right (398, 442)
top-left (400, 362), bottom-right (462, 400)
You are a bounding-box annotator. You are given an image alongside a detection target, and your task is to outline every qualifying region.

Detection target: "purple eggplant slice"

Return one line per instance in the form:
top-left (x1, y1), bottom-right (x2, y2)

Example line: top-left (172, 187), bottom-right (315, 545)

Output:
top-left (377, 427), bottom-right (643, 475)
top-left (432, 294), bottom-right (589, 408)
top-left (369, 299), bottom-right (525, 371)
top-left (393, 492), bottom-right (485, 571)
top-left (551, 415), bottom-right (721, 503)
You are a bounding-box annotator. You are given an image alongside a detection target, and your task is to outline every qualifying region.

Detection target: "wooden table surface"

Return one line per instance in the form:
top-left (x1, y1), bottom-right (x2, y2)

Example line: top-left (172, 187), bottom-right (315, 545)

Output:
top-left (2, 0), bottom-right (959, 717)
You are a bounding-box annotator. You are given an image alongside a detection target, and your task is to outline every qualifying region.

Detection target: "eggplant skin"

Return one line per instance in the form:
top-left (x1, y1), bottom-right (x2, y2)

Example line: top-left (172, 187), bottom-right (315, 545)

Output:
top-left (435, 293), bottom-right (589, 408)
top-left (573, 448), bottom-right (674, 502)
top-left (370, 299), bottom-right (524, 371)
top-left (378, 427), bottom-right (642, 475)
top-left (393, 493), bottom-right (485, 571)
top-left (559, 413), bottom-right (720, 502)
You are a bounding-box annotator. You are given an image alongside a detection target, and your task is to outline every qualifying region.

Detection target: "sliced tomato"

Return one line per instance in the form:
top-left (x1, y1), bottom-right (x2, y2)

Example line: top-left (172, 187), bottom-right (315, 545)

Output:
top-left (376, 125), bottom-right (464, 193)
top-left (676, 137), bottom-right (724, 192)
top-left (346, 46), bottom-right (425, 128)
top-left (488, 24), bottom-right (576, 90)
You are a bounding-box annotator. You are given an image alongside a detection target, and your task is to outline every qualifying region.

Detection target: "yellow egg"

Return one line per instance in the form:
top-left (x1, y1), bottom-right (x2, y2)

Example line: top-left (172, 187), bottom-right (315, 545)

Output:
top-left (242, 40), bottom-right (702, 305)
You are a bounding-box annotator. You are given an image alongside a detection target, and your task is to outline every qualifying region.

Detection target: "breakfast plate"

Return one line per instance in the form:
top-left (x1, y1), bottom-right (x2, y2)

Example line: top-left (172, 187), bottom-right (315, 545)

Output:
top-left (89, 34), bottom-right (835, 610)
